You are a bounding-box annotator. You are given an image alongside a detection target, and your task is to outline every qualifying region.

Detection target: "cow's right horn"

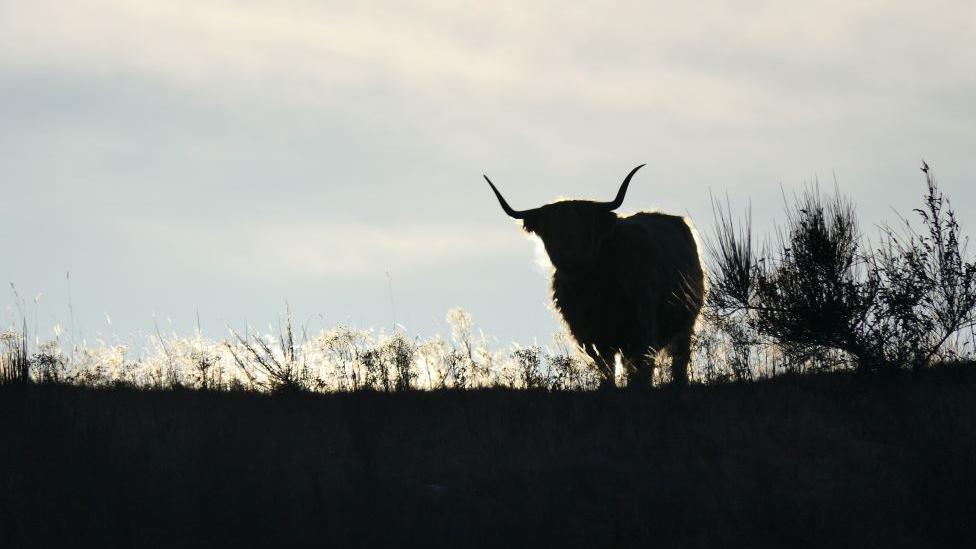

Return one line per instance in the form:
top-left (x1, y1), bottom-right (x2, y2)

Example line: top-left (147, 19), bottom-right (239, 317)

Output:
top-left (602, 164), bottom-right (646, 210)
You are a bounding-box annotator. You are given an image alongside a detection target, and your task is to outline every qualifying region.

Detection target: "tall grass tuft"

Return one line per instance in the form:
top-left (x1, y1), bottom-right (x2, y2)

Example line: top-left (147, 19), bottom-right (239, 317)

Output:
top-left (0, 325), bottom-right (29, 385)
top-left (226, 306), bottom-right (316, 393)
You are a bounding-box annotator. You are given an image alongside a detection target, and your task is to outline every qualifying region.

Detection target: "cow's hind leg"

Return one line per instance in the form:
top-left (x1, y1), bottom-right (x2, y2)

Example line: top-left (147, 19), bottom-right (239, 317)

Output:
top-left (624, 351), bottom-right (654, 390)
top-left (669, 331), bottom-right (693, 386)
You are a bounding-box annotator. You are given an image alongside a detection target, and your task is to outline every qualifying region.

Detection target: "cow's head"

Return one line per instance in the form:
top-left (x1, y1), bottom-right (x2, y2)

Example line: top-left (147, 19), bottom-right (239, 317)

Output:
top-left (484, 165), bottom-right (645, 272)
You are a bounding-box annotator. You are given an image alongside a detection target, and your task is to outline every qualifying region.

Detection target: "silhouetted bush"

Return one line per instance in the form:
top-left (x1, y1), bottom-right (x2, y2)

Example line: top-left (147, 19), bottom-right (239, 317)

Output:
top-left (707, 165), bottom-right (976, 372)
top-left (512, 345), bottom-right (544, 388)
top-left (380, 332), bottom-right (416, 391)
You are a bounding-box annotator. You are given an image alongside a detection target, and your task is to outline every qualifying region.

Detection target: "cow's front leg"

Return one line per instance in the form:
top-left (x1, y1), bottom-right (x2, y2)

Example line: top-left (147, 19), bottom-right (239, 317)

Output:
top-left (585, 345), bottom-right (616, 389)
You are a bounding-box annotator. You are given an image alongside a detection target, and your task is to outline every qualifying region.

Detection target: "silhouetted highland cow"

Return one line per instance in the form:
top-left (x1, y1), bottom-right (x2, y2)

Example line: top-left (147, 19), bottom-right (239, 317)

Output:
top-left (485, 165), bottom-right (704, 387)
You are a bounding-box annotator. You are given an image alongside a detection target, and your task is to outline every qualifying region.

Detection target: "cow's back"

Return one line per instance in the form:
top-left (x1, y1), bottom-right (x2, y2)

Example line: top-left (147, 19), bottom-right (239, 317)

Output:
top-left (605, 212), bottom-right (704, 336)
top-left (609, 212), bottom-right (702, 286)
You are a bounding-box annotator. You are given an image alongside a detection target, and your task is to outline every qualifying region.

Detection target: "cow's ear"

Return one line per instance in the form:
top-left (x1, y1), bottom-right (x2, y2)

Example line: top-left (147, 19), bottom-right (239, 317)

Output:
top-left (521, 213), bottom-right (540, 234)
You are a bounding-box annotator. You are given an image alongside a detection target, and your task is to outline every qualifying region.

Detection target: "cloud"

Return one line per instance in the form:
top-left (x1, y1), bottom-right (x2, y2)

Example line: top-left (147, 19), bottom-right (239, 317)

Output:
top-left (6, 0), bottom-right (971, 135)
top-left (3, 0), bottom-right (972, 185)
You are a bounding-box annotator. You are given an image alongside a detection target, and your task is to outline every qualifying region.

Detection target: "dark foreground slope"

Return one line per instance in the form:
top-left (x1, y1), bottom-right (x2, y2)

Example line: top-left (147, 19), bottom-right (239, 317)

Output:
top-left (2, 367), bottom-right (975, 548)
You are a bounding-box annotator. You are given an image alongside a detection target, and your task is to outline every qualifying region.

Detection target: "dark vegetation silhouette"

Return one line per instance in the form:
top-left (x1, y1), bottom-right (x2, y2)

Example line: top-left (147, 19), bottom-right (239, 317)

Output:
top-left (707, 166), bottom-right (976, 374)
top-left (484, 165), bottom-right (705, 387)
top-left (2, 165), bottom-right (976, 547)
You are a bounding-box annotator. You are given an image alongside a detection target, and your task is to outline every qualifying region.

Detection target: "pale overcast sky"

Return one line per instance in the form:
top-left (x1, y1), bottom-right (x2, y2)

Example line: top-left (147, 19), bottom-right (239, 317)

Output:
top-left (2, 0), bottom-right (974, 345)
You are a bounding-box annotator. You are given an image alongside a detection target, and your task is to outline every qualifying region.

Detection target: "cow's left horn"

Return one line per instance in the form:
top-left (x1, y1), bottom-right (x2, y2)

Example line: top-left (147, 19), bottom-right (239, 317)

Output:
top-left (602, 164), bottom-right (646, 210)
top-left (484, 175), bottom-right (532, 219)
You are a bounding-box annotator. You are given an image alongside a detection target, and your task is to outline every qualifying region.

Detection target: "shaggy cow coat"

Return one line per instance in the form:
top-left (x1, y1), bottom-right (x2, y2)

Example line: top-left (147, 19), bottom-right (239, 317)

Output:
top-left (546, 211), bottom-right (703, 386)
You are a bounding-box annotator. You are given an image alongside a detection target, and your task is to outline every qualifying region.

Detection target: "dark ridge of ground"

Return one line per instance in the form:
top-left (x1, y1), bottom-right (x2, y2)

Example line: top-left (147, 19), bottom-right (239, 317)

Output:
top-left (2, 367), bottom-right (975, 548)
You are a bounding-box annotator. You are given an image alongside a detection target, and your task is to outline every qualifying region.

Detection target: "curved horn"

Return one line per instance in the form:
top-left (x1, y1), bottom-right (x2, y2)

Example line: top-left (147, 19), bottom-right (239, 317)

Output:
top-left (601, 164), bottom-right (646, 210)
top-left (484, 174), bottom-right (531, 219)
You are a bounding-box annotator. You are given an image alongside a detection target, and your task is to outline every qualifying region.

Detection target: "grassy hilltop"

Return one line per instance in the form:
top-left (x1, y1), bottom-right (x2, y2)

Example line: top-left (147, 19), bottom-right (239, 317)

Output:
top-left (3, 365), bottom-right (975, 548)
